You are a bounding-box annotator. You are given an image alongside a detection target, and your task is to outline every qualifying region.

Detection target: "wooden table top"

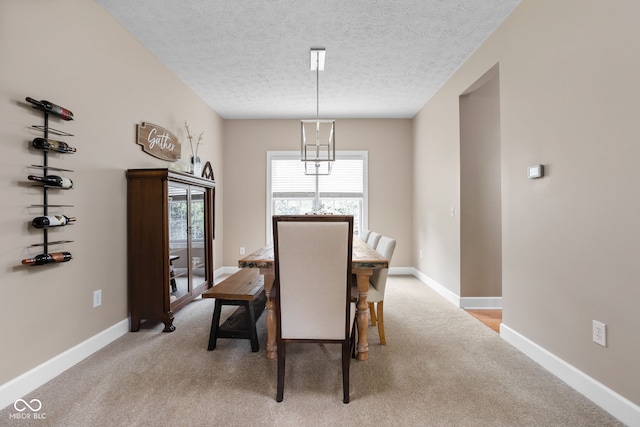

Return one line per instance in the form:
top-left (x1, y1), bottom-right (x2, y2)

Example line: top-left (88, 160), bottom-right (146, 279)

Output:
top-left (238, 236), bottom-right (388, 270)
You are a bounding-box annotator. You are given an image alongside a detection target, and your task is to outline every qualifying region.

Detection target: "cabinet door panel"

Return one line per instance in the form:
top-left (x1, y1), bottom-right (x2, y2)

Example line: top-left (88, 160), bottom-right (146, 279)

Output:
top-left (168, 183), bottom-right (190, 301)
top-left (190, 187), bottom-right (207, 291)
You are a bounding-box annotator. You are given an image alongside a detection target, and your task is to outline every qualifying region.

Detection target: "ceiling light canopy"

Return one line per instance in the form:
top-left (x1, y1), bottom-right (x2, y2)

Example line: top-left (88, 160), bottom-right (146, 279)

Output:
top-left (309, 48), bottom-right (325, 71)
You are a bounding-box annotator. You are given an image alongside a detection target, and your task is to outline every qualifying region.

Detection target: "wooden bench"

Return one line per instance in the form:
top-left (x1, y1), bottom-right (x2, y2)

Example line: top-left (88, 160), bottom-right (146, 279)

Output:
top-left (202, 268), bottom-right (266, 352)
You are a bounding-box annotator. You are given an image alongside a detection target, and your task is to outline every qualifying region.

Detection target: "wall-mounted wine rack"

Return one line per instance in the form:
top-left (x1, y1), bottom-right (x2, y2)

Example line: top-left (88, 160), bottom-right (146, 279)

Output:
top-left (22, 97), bottom-right (76, 266)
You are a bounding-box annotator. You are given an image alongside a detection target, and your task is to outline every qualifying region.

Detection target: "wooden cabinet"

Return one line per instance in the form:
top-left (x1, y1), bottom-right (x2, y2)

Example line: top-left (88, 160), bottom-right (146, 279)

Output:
top-left (126, 168), bottom-right (215, 332)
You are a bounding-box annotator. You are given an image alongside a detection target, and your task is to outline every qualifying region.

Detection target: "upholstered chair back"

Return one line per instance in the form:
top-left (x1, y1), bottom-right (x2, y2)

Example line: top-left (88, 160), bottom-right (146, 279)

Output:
top-left (274, 216), bottom-right (354, 340)
top-left (370, 237), bottom-right (396, 297)
top-left (366, 231), bottom-right (381, 248)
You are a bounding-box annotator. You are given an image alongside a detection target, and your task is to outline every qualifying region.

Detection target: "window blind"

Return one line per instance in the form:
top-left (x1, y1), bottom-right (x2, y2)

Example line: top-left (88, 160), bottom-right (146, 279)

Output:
top-left (272, 158), bottom-right (364, 197)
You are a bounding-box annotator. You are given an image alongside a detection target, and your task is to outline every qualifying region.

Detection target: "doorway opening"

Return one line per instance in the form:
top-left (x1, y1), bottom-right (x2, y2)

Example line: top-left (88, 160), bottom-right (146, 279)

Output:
top-left (459, 64), bottom-right (502, 325)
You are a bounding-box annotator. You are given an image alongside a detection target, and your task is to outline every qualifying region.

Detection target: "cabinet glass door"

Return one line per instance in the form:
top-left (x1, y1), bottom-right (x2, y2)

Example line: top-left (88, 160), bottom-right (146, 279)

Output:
top-left (168, 183), bottom-right (190, 301)
top-left (190, 187), bottom-right (206, 290)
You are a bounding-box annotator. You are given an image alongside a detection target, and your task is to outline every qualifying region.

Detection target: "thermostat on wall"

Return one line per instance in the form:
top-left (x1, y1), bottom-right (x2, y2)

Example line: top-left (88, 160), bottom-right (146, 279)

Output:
top-left (528, 164), bottom-right (544, 179)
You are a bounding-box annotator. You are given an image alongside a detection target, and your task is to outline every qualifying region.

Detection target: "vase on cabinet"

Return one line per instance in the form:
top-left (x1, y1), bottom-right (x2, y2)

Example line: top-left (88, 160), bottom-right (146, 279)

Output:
top-left (190, 155), bottom-right (201, 176)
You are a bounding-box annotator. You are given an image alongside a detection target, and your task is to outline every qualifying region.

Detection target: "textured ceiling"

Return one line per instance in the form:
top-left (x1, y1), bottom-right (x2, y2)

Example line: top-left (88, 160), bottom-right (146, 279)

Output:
top-left (95, 0), bottom-right (521, 119)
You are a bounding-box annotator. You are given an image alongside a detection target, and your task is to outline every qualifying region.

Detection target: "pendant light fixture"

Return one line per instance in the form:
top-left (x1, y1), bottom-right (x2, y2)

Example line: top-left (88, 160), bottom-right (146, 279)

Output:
top-left (301, 48), bottom-right (335, 175)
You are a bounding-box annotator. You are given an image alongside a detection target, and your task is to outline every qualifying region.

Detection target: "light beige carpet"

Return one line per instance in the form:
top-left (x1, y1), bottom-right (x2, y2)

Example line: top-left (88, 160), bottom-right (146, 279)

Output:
top-left (0, 276), bottom-right (623, 426)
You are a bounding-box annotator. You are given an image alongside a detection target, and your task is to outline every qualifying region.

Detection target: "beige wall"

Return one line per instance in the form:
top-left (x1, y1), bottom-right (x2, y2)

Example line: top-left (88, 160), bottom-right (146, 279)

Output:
top-left (413, 0), bottom-right (639, 405)
top-left (0, 0), bottom-right (223, 384)
top-left (223, 119), bottom-right (413, 268)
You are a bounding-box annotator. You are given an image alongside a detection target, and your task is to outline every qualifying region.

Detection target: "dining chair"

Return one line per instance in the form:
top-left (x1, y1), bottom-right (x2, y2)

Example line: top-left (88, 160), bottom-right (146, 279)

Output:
top-left (366, 231), bottom-right (381, 248)
top-left (360, 229), bottom-right (371, 242)
top-left (367, 236), bottom-right (396, 345)
top-left (272, 214), bottom-right (356, 404)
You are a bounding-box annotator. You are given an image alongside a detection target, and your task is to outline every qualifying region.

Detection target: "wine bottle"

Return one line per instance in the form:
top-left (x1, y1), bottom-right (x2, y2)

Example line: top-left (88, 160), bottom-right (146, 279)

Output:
top-left (32, 215), bottom-right (76, 228)
top-left (27, 174), bottom-right (73, 189)
top-left (25, 97), bottom-right (74, 121)
top-left (21, 252), bottom-right (72, 266)
top-left (32, 137), bottom-right (77, 153)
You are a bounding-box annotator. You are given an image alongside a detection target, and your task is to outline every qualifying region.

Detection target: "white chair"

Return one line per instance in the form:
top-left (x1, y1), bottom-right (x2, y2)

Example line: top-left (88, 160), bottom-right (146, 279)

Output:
top-left (367, 236), bottom-right (396, 345)
top-left (366, 231), bottom-right (381, 248)
top-left (273, 215), bottom-right (356, 404)
top-left (360, 229), bottom-right (371, 242)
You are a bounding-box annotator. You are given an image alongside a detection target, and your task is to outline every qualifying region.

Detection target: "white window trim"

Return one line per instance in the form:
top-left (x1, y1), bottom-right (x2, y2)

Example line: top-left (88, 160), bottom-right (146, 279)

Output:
top-left (266, 150), bottom-right (368, 243)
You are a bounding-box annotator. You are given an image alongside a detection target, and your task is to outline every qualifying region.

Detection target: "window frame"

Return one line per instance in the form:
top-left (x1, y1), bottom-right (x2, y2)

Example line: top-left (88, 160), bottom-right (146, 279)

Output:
top-left (266, 150), bottom-right (368, 243)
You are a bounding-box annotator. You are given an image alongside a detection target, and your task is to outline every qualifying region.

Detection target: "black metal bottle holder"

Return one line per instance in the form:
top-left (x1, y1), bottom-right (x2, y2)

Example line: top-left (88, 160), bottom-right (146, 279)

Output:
top-left (28, 105), bottom-right (75, 263)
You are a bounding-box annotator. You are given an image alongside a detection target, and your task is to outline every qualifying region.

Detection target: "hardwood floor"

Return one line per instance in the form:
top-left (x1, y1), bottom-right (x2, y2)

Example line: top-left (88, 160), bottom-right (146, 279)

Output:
top-left (465, 309), bottom-right (502, 333)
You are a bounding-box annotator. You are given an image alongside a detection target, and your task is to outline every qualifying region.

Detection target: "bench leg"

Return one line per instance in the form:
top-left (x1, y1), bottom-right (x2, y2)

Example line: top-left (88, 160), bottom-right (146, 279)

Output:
top-left (208, 300), bottom-right (222, 351)
top-left (245, 301), bottom-right (259, 352)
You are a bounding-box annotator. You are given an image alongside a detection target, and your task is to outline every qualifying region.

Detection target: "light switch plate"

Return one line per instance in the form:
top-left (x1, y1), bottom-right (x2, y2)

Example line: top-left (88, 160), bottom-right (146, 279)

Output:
top-left (528, 164), bottom-right (544, 179)
top-left (93, 290), bottom-right (102, 308)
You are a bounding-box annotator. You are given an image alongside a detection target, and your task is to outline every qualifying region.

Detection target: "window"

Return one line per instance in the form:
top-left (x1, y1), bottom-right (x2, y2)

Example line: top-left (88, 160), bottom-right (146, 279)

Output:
top-left (267, 151), bottom-right (368, 241)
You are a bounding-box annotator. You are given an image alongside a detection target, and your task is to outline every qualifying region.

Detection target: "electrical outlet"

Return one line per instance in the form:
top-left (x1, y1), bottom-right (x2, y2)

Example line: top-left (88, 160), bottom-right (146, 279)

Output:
top-left (592, 320), bottom-right (606, 347)
top-left (93, 290), bottom-right (102, 308)
top-left (240, 247), bottom-right (245, 255)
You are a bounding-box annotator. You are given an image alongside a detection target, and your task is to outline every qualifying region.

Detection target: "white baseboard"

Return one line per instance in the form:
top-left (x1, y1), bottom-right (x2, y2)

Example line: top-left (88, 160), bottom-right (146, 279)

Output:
top-left (388, 266), bottom-right (414, 275)
top-left (411, 267), bottom-right (461, 307)
top-left (501, 324), bottom-right (640, 426)
top-left (0, 319), bottom-right (129, 411)
top-left (409, 268), bottom-right (501, 309)
top-left (215, 266), bottom-right (240, 277)
top-left (459, 297), bottom-right (502, 309)
top-left (414, 269), bottom-right (639, 425)
top-left (2, 268), bottom-right (235, 410)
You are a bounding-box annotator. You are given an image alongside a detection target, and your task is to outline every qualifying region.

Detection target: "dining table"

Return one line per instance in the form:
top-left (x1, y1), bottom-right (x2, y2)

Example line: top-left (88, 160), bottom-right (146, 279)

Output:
top-left (238, 235), bottom-right (388, 361)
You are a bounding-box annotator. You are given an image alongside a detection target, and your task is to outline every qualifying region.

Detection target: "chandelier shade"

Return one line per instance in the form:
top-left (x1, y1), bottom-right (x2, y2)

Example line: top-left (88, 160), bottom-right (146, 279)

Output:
top-left (301, 119), bottom-right (335, 175)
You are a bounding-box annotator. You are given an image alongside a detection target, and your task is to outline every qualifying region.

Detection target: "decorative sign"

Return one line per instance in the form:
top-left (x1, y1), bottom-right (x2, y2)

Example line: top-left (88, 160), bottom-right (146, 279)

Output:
top-left (136, 122), bottom-right (181, 162)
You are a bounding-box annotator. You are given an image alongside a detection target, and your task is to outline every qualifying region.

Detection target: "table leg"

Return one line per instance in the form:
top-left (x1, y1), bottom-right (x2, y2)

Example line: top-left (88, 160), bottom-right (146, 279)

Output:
top-left (355, 271), bottom-right (371, 361)
top-left (261, 268), bottom-right (277, 360)
top-left (261, 267), bottom-right (369, 361)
